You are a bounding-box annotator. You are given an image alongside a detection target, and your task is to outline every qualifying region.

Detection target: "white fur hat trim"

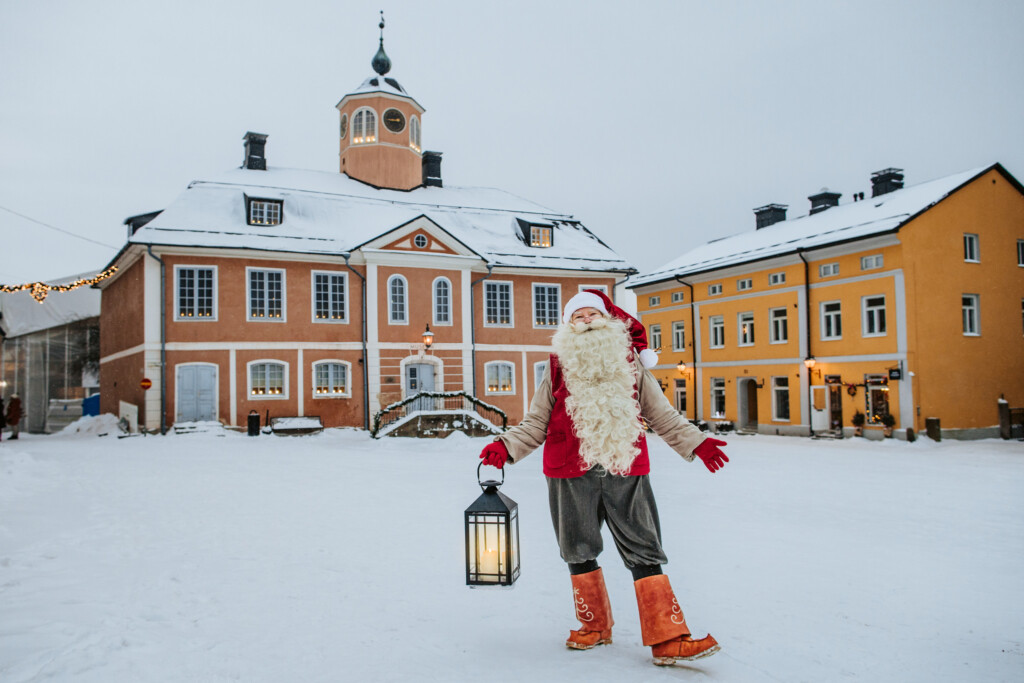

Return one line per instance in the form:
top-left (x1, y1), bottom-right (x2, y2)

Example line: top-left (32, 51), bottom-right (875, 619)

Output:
top-left (562, 291), bottom-right (609, 323)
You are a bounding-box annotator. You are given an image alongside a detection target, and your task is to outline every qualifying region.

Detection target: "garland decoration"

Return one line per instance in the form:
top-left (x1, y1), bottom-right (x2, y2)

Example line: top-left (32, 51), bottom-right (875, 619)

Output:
top-left (0, 267), bottom-right (118, 304)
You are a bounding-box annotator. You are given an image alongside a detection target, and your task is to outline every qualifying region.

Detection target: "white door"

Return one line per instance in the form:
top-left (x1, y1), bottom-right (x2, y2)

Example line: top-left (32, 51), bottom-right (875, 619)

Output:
top-left (405, 364), bottom-right (435, 411)
top-left (177, 365), bottom-right (217, 422)
top-left (811, 385), bottom-right (829, 431)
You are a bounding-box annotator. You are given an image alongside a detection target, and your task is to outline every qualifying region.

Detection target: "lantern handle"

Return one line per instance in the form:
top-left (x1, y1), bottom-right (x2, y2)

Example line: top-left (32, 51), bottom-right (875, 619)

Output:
top-left (477, 461), bottom-right (504, 491)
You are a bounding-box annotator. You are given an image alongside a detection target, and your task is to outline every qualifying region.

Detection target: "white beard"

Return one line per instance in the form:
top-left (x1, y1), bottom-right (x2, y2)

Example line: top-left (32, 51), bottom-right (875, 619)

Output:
top-left (551, 316), bottom-right (643, 475)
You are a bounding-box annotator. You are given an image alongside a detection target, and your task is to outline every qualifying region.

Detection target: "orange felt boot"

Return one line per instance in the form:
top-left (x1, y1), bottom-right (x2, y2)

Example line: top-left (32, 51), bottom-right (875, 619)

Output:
top-left (565, 568), bottom-right (614, 649)
top-left (634, 574), bottom-right (720, 665)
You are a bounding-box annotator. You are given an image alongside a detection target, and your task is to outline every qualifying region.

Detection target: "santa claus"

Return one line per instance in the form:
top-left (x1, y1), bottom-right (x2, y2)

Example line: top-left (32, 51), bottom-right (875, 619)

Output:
top-left (478, 289), bottom-right (728, 666)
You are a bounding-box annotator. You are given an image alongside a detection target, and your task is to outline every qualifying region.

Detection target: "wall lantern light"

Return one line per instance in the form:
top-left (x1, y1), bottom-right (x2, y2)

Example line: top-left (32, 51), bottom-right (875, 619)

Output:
top-left (677, 360), bottom-right (687, 375)
top-left (465, 463), bottom-right (520, 587)
top-left (422, 324), bottom-right (434, 349)
top-left (803, 356), bottom-right (816, 369)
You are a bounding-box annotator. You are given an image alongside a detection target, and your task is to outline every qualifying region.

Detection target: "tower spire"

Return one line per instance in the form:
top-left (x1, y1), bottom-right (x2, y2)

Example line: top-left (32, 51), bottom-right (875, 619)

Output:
top-left (372, 10), bottom-right (391, 76)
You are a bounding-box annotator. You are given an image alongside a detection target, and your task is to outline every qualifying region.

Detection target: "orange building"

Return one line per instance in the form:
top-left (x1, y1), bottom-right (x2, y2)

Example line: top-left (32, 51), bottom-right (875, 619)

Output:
top-left (630, 165), bottom-right (1024, 440)
top-left (98, 37), bottom-right (633, 433)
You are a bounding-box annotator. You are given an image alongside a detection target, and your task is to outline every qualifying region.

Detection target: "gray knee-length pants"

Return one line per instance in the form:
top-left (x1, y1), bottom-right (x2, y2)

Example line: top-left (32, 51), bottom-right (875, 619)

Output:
top-left (546, 468), bottom-right (668, 568)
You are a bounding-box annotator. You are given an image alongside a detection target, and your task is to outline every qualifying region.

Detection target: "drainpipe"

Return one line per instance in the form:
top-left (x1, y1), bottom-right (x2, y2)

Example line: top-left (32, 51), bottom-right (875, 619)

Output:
top-left (797, 249), bottom-right (813, 437)
top-left (145, 245), bottom-right (167, 435)
top-left (674, 276), bottom-right (699, 420)
top-left (469, 263), bottom-right (494, 396)
top-left (343, 253), bottom-right (370, 431)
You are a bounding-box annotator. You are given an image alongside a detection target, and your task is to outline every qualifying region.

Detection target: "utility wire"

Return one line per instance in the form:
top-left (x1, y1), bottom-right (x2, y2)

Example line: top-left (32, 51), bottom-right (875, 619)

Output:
top-left (0, 204), bottom-right (118, 249)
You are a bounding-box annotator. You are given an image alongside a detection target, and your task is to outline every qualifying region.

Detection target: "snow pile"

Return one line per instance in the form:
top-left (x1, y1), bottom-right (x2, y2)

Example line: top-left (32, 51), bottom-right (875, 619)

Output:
top-left (57, 413), bottom-right (123, 436)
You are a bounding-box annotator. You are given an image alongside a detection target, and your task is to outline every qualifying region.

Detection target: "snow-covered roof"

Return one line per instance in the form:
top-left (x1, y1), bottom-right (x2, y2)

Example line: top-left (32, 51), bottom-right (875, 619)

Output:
top-left (0, 271), bottom-right (101, 338)
top-left (630, 164), bottom-right (997, 287)
top-left (126, 167), bottom-right (634, 273)
top-left (336, 74), bottom-right (425, 111)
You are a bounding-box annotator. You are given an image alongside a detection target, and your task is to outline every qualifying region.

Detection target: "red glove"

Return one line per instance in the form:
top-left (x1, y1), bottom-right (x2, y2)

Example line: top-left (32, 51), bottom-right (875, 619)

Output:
top-left (479, 440), bottom-right (509, 468)
top-left (694, 437), bottom-right (729, 473)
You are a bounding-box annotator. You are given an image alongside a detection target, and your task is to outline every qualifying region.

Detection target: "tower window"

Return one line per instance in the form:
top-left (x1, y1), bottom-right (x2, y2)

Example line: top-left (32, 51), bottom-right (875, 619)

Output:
top-left (353, 108), bottom-right (377, 144)
top-left (409, 116), bottom-right (421, 153)
top-left (248, 198), bottom-right (282, 226)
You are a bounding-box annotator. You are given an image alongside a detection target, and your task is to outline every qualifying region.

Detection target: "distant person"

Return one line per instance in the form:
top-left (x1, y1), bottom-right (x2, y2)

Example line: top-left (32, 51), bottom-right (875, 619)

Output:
top-left (6, 394), bottom-right (22, 440)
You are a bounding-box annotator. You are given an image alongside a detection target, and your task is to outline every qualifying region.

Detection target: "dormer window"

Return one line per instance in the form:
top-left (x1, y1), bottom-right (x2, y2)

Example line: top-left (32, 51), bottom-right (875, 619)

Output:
top-left (353, 108), bottom-right (377, 144)
top-left (248, 198), bottom-right (282, 226)
top-left (530, 226), bottom-right (553, 247)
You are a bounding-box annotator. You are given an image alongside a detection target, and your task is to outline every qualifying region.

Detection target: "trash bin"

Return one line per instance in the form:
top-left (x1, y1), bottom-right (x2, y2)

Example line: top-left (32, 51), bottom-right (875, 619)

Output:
top-left (247, 410), bottom-right (260, 437)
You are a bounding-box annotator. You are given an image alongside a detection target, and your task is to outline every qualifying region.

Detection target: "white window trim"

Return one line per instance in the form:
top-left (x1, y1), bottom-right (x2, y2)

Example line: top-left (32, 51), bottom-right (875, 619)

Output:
top-left (672, 321), bottom-right (686, 352)
top-left (529, 225), bottom-right (553, 248)
top-left (708, 283), bottom-right (723, 296)
top-left (769, 307), bottom-right (788, 344)
top-left (173, 264), bottom-right (218, 322)
top-left (533, 360), bottom-right (549, 389)
top-left (246, 359), bottom-right (289, 400)
top-left (861, 294), bottom-right (888, 338)
top-left (820, 300), bottom-right (843, 341)
top-left (532, 282), bottom-right (561, 329)
top-left (860, 254), bottom-right (884, 271)
top-left (246, 267), bottom-right (287, 323)
top-left (709, 315), bottom-right (725, 349)
top-left (963, 233), bottom-right (980, 263)
top-left (771, 376), bottom-right (791, 422)
top-left (819, 262), bottom-right (840, 278)
top-left (409, 115), bottom-right (421, 152)
top-left (248, 198), bottom-right (282, 226)
top-left (736, 278), bottom-right (753, 291)
top-left (311, 270), bottom-right (349, 324)
top-left (710, 377), bottom-right (726, 419)
top-left (671, 291), bottom-right (685, 303)
top-left (769, 272), bottom-right (786, 286)
top-left (388, 274), bottom-right (409, 325)
top-left (578, 284), bottom-right (608, 294)
top-left (352, 106), bottom-right (377, 145)
top-left (311, 359), bottom-right (352, 399)
top-left (432, 276), bottom-right (453, 326)
top-left (484, 360), bottom-right (516, 395)
top-left (1017, 239), bottom-right (1024, 267)
top-left (962, 293), bottom-right (980, 336)
top-left (737, 312), bottom-right (755, 347)
top-left (649, 295), bottom-right (661, 306)
top-left (484, 280), bottom-right (515, 328)
top-left (649, 324), bottom-right (662, 351)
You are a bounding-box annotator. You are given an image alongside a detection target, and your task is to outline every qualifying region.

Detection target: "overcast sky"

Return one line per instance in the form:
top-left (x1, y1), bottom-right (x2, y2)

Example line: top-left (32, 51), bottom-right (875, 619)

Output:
top-left (1, 0), bottom-right (1022, 285)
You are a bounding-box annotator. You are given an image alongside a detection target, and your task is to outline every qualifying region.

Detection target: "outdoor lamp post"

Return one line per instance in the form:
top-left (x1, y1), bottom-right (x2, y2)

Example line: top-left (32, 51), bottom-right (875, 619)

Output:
top-left (465, 463), bottom-right (520, 586)
top-left (422, 324), bottom-right (434, 349)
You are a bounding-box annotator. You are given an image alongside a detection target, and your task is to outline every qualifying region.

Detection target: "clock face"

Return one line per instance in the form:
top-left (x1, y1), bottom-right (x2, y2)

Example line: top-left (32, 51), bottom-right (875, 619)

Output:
top-left (383, 108), bottom-right (406, 133)
top-left (339, 114), bottom-right (348, 139)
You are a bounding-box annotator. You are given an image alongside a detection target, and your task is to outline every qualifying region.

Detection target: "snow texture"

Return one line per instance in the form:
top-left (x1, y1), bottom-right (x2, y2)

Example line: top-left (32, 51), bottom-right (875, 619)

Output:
top-left (0, 271), bottom-right (102, 338)
top-left (1, 420), bottom-right (1022, 682)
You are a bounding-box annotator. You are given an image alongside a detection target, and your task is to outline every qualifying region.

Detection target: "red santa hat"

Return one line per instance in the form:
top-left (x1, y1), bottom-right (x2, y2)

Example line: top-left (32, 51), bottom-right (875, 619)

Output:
top-left (562, 289), bottom-right (659, 369)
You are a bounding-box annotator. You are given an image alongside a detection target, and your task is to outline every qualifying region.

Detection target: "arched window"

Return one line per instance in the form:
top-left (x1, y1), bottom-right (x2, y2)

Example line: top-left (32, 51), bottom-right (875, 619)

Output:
top-left (409, 116), bottom-right (421, 152)
top-left (388, 275), bottom-right (408, 324)
top-left (248, 360), bottom-right (288, 399)
top-left (484, 361), bottom-right (515, 395)
top-left (353, 108), bottom-right (377, 144)
top-left (312, 360), bottom-right (351, 398)
top-left (433, 277), bottom-right (451, 325)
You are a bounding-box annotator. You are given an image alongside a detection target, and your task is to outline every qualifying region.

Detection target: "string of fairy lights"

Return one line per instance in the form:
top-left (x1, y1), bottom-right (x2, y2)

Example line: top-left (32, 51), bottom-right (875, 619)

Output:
top-left (0, 267), bottom-right (118, 303)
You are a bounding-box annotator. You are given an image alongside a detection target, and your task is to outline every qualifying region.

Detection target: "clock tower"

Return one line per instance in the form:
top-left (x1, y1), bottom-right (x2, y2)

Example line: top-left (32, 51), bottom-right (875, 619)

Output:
top-left (337, 15), bottom-right (425, 190)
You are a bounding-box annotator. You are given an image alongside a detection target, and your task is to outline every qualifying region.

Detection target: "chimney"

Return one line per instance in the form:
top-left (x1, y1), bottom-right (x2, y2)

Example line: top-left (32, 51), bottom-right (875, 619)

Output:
top-left (753, 204), bottom-right (788, 229)
top-left (870, 168), bottom-right (904, 197)
top-left (808, 189), bottom-right (841, 215)
top-left (243, 132), bottom-right (268, 170)
top-left (422, 150), bottom-right (443, 187)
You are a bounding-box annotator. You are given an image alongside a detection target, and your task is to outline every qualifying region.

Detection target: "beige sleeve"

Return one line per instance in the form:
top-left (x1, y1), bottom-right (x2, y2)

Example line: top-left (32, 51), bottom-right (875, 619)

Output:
top-left (637, 360), bottom-right (706, 462)
top-left (497, 372), bottom-right (554, 464)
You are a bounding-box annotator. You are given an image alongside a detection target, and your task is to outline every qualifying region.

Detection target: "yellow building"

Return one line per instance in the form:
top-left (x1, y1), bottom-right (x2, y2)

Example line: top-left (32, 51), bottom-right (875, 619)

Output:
top-left (629, 164), bottom-right (1024, 440)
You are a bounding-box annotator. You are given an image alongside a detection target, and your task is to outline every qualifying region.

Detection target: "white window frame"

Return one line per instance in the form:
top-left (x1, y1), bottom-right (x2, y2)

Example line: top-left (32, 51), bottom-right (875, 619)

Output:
top-left (710, 377), bottom-right (726, 418)
top-left (649, 324), bottom-right (662, 351)
top-left (963, 233), bottom-right (980, 263)
top-left (962, 293), bottom-right (980, 336)
top-left (648, 295), bottom-right (661, 306)
top-left (708, 283), bottom-right (723, 296)
top-left (532, 283), bottom-right (561, 328)
top-left (736, 278), bottom-right (753, 291)
top-left (769, 272), bottom-right (786, 286)
top-left (738, 312), bottom-right (755, 346)
top-left (709, 315), bottom-right (725, 348)
top-left (864, 374), bottom-right (890, 425)
top-left (246, 267), bottom-right (286, 322)
top-left (862, 295), bottom-right (887, 337)
top-left (484, 281), bottom-right (514, 327)
top-left (860, 254), bottom-right (884, 271)
top-left (247, 360), bottom-right (288, 400)
top-left (432, 276), bottom-right (452, 326)
top-left (1018, 239), bottom-right (1024, 267)
top-left (413, 234), bottom-right (429, 248)
top-left (771, 376), bottom-right (790, 422)
top-left (672, 321), bottom-right (686, 351)
top-left (312, 360), bottom-right (352, 399)
top-left (409, 115), bottom-right (421, 152)
top-left (248, 199), bottom-right (282, 226)
top-left (819, 262), bottom-right (840, 278)
top-left (769, 307), bottom-right (788, 344)
top-left (484, 361), bottom-right (516, 395)
top-left (352, 107), bottom-right (377, 144)
top-left (578, 284), bottom-right (608, 294)
top-left (821, 301), bottom-right (843, 340)
top-left (534, 360), bottom-right (549, 389)
top-left (529, 225), bottom-right (553, 247)
top-left (311, 270), bottom-right (348, 324)
top-left (388, 274), bottom-right (409, 325)
top-left (174, 265), bottom-right (218, 321)
top-left (671, 291), bottom-right (685, 303)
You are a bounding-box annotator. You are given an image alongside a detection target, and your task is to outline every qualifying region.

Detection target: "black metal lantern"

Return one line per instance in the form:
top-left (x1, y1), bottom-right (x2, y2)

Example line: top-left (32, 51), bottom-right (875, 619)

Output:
top-left (465, 463), bottom-right (520, 586)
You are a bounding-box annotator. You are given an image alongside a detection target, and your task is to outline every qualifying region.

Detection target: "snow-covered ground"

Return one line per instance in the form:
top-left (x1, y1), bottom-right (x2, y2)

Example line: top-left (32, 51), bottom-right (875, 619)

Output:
top-left (1, 420), bottom-right (1022, 682)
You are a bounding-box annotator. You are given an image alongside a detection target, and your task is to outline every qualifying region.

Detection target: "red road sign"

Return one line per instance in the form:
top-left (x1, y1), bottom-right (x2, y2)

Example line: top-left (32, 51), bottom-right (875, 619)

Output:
top-left (140, 378), bottom-right (153, 390)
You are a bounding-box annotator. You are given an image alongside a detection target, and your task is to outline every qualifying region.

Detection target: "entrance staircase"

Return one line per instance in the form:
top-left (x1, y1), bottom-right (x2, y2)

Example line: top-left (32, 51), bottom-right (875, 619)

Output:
top-left (371, 391), bottom-right (507, 438)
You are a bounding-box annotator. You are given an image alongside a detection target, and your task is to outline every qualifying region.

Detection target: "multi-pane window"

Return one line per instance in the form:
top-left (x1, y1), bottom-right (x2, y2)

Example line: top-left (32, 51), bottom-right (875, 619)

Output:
top-left (579, 284), bottom-right (608, 293)
top-left (313, 272), bottom-right (346, 322)
top-left (649, 324), bottom-right (662, 351)
top-left (738, 312), bottom-right (755, 346)
top-left (772, 377), bottom-right (790, 421)
top-left (530, 226), bottom-right (553, 247)
top-left (485, 362), bottom-right (514, 394)
top-left (409, 115), bottom-right (421, 152)
top-left (819, 262), bottom-right (840, 278)
top-left (248, 199), bottom-right (282, 226)
top-left (353, 108), bottom-right (377, 144)
top-left (769, 272), bottom-right (786, 286)
top-left (533, 284), bottom-right (560, 327)
top-left (671, 291), bottom-right (685, 303)
top-left (962, 294), bottom-right (980, 335)
top-left (314, 362), bottom-right (348, 397)
top-left (649, 296), bottom-right (661, 306)
top-left (737, 278), bottom-right (753, 291)
top-left (250, 362), bottom-right (285, 397)
top-left (672, 321), bottom-right (686, 351)
top-left (865, 374), bottom-right (890, 424)
top-left (1018, 240), bottom-right (1024, 266)
top-left (176, 267), bottom-right (215, 320)
top-left (708, 283), bottom-right (723, 296)
top-left (485, 282), bottom-right (512, 326)
top-left (710, 377), bottom-right (726, 418)
top-left (389, 275), bottom-right (408, 324)
top-left (863, 296), bottom-right (887, 336)
top-left (770, 307), bottom-right (788, 343)
top-left (433, 278), bottom-right (451, 325)
top-left (674, 379), bottom-right (687, 413)
top-left (963, 233), bottom-right (979, 262)
top-left (709, 316), bottom-right (725, 348)
top-left (248, 269), bottom-right (284, 320)
top-left (821, 301), bottom-right (842, 339)
top-left (534, 361), bottom-right (548, 388)
top-left (860, 254), bottom-right (884, 271)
